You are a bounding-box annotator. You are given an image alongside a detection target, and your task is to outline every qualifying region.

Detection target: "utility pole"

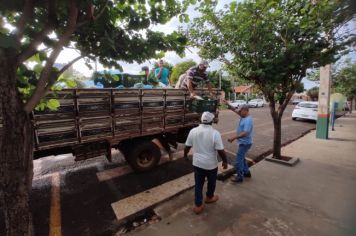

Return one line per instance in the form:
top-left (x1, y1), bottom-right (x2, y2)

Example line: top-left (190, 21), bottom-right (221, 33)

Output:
top-left (219, 70), bottom-right (222, 90)
top-left (316, 65), bottom-right (331, 139)
top-left (95, 58), bottom-right (98, 74)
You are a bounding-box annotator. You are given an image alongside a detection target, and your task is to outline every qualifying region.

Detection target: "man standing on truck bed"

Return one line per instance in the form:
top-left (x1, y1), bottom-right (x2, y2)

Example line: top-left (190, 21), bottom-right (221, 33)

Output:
top-left (176, 60), bottom-right (214, 98)
top-left (184, 112), bottom-right (228, 214)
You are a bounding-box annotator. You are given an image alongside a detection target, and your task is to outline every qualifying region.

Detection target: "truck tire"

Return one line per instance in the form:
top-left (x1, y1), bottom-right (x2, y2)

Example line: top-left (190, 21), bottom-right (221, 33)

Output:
top-left (127, 141), bottom-right (161, 172)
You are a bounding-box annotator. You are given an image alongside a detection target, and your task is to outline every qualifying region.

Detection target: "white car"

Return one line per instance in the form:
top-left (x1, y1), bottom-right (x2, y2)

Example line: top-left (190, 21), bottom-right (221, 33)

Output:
top-left (248, 99), bottom-right (264, 108)
top-left (292, 101), bottom-right (318, 121)
top-left (292, 98), bottom-right (304, 105)
top-left (229, 100), bottom-right (247, 108)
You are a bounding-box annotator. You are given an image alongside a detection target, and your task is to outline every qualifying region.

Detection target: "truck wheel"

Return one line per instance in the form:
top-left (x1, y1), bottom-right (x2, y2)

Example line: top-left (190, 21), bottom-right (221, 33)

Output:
top-left (127, 141), bottom-right (161, 172)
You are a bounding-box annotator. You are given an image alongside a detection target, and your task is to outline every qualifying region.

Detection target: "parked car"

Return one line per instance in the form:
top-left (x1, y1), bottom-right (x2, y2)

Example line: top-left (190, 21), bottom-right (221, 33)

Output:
top-left (229, 100), bottom-right (247, 108)
top-left (248, 99), bottom-right (264, 108)
top-left (292, 101), bottom-right (318, 121)
top-left (291, 98), bottom-right (304, 105)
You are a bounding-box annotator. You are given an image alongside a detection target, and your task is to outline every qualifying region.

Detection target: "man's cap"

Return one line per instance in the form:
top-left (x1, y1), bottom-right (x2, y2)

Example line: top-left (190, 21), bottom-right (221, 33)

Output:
top-left (199, 60), bottom-right (209, 67)
top-left (238, 104), bottom-right (249, 111)
top-left (201, 112), bottom-right (215, 123)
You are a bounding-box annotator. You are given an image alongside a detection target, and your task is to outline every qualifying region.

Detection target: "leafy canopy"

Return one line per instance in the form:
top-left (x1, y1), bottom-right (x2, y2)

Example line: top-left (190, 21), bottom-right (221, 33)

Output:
top-left (0, 0), bottom-right (194, 111)
top-left (307, 86), bottom-right (319, 101)
top-left (334, 62), bottom-right (356, 99)
top-left (170, 59), bottom-right (196, 84)
top-left (189, 0), bottom-right (355, 106)
top-left (305, 59), bottom-right (356, 99)
top-left (207, 70), bottom-right (232, 99)
top-left (189, 0), bottom-right (355, 158)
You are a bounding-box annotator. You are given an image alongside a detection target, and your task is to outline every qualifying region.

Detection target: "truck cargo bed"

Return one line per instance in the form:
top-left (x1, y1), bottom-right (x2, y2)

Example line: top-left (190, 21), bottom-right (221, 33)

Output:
top-left (19, 88), bottom-right (220, 153)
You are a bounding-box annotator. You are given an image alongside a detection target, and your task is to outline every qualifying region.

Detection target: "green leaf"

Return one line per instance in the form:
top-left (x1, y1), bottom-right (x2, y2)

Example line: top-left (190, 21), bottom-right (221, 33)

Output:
top-left (35, 102), bottom-right (46, 111)
top-left (46, 99), bottom-right (60, 110)
top-left (111, 74), bottom-right (120, 81)
top-left (65, 80), bottom-right (77, 88)
top-left (28, 53), bottom-right (41, 63)
top-left (33, 64), bottom-right (43, 73)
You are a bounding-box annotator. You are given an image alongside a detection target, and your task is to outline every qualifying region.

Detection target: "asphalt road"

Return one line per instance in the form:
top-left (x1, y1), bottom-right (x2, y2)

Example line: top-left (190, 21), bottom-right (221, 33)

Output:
top-left (29, 105), bottom-right (316, 236)
top-left (217, 106), bottom-right (316, 162)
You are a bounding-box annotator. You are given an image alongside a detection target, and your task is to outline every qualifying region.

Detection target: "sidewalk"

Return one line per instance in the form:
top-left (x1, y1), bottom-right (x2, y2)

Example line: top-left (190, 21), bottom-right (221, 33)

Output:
top-left (128, 112), bottom-right (356, 236)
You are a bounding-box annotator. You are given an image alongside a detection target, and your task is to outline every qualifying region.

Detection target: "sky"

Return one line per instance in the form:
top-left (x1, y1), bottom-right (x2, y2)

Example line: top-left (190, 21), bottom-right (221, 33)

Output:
top-left (55, 0), bottom-right (355, 90)
top-left (56, 1), bottom-right (232, 78)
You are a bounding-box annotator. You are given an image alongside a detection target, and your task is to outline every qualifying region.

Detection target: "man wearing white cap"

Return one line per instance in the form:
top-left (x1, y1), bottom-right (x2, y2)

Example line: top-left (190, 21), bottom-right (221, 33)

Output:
top-left (177, 60), bottom-right (214, 97)
top-left (184, 112), bottom-right (228, 214)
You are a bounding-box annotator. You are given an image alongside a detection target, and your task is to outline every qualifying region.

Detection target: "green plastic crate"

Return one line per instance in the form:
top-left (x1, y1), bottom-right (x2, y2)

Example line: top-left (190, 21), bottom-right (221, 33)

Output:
top-left (189, 98), bottom-right (218, 113)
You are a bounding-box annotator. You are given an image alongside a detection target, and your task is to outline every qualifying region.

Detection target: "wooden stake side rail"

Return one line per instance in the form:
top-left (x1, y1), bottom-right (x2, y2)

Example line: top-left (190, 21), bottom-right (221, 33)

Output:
top-left (26, 88), bottom-right (220, 151)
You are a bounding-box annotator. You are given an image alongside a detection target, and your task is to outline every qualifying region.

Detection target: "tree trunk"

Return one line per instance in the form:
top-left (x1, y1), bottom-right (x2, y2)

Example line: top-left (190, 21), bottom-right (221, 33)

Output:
top-left (268, 96), bottom-right (290, 160)
top-left (272, 115), bottom-right (282, 159)
top-left (350, 99), bottom-right (353, 113)
top-left (0, 50), bottom-right (34, 235)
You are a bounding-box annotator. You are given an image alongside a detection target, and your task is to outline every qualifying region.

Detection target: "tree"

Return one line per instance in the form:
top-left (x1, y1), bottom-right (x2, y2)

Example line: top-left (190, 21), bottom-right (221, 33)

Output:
top-left (92, 71), bottom-right (148, 88)
top-left (307, 86), bottom-right (319, 101)
top-left (333, 62), bottom-right (356, 110)
top-left (0, 1), bottom-right (192, 235)
top-left (58, 65), bottom-right (87, 89)
top-left (208, 70), bottom-right (232, 99)
top-left (170, 59), bottom-right (196, 84)
top-left (295, 82), bottom-right (305, 93)
top-left (189, 0), bottom-right (354, 159)
top-left (237, 94), bottom-right (246, 100)
top-left (306, 68), bottom-right (321, 82)
top-left (334, 63), bottom-right (356, 98)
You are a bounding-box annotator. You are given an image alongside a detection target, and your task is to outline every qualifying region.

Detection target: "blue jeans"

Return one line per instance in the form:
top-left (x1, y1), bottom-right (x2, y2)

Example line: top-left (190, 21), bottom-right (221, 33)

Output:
top-left (235, 144), bottom-right (252, 180)
top-left (194, 166), bottom-right (218, 206)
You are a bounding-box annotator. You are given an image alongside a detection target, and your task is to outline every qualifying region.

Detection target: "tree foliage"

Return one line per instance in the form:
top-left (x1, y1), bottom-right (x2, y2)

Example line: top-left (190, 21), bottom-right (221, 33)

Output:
top-left (307, 86), bottom-right (319, 101)
top-left (0, 0), bottom-right (192, 112)
top-left (334, 62), bottom-right (356, 99)
top-left (170, 59), bottom-right (196, 84)
top-left (305, 59), bottom-right (356, 99)
top-left (92, 71), bottom-right (147, 88)
top-left (189, 0), bottom-right (355, 158)
top-left (0, 0), bottom-right (194, 235)
top-left (208, 70), bottom-right (232, 98)
top-left (306, 69), bottom-right (321, 82)
top-left (295, 81), bottom-right (305, 93)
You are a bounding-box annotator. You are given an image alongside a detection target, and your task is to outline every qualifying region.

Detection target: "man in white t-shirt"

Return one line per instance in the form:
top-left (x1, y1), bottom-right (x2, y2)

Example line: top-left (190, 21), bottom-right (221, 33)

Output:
top-left (184, 112), bottom-right (228, 214)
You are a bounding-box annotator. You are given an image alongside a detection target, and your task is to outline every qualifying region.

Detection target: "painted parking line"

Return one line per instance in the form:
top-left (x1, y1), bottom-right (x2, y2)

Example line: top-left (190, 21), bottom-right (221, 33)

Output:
top-left (111, 161), bottom-right (234, 222)
top-left (96, 150), bottom-right (185, 182)
top-left (49, 172), bottom-right (62, 236)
